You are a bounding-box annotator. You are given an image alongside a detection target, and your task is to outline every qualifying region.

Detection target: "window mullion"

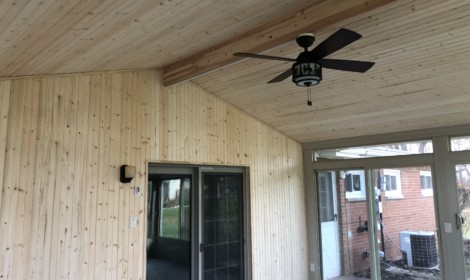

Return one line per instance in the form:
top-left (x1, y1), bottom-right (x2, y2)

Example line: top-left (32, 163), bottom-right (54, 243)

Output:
top-left (179, 179), bottom-right (183, 240)
top-left (365, 169), bottom-right (381, 280)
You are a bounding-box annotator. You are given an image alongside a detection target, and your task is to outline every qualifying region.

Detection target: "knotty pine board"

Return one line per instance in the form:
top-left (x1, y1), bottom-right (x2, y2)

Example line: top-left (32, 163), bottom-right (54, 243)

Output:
top-left (0, 70), bottom-right (306, 280)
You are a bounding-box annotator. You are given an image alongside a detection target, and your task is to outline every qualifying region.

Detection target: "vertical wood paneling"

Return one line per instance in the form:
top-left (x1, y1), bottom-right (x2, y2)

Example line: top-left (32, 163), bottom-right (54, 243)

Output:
top-left (138, 71), bottom-right (152, 280)
top-left (0, 69), bottom-right (306, 280)
top-left (138, 71), bottom-right (149, 280)
top-left (0, 80), bottom-right (10, 243)
top-left (85, 74), bottom-right (101, 280)
top-left (118, 72), bottom-right (131, 279)
top-left (158, 78), bottom-right (168, 161)
top-left (0, 79), bottom-right (26, 279)
top-left (108, 73), bottom-right (121, 280)
top-left (150, 71), bottom-right (160, 160)
top-left (128, 71), bottom-right (138, 280)
top-left (99, 73), bottom-right (112, 280)
top-left (53, 76), bottom-right (70, 280)
top-left (96, 73), bottom-right (111, 279)
top-left (13, 78), bottom-right (40, 280)
top-left (65, 77), bottom-right (77, 277)
top-left (73, 75), bottom-right (91, 280)
top-left (32, 77), bottom-right (55, 280)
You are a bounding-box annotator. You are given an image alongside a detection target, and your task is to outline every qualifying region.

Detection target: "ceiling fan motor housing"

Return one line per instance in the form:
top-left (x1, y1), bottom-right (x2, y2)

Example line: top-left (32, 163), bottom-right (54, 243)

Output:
top-left (292, 60), bottom-right (322, 87)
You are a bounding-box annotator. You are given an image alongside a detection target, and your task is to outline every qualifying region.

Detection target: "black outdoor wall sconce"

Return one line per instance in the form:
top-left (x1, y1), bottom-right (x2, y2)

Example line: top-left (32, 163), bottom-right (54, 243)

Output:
top-left (120, 165), bottom-right (136, 183)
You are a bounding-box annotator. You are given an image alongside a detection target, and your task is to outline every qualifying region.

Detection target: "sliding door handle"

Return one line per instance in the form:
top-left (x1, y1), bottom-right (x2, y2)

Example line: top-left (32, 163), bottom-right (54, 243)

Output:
top-left (456, 213), bottom-right (465, 230)
top-left (200, 243), bottom-right (204, 252)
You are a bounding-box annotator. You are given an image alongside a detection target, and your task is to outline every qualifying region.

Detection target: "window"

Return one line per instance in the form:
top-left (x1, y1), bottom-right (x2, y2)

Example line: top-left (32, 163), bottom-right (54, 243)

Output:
top-left (315, 140), bottom-right (433, 160)
top-left (420, 171), bottom-right (433, 196)
top-left (450, 136), bottom-right (470, 152)
top-left (159, 178), bottom-right (191, 240)
top-left (345, 170), bottom-right (366, 200)
top-left (383, 169), bottom-right (403, 198)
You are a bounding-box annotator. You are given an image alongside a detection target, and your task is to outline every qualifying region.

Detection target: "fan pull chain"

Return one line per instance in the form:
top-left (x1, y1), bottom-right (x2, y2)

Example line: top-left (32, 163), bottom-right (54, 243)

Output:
top-left (307, 88), bottom-right (312, 106)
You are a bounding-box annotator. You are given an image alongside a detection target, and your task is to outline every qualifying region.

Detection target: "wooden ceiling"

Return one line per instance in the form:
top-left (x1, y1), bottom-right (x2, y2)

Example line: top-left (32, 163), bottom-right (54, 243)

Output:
top-left (1, 0), bottom-right (470, 143)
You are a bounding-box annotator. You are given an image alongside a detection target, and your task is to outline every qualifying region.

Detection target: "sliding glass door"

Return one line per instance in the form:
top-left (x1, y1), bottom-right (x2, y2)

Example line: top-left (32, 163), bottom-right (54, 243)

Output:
top-left (372, 166), bottom-right (440, 279)
top-left (454, 163), bottom-right (470, 279)
top-left (147, 165), bottom-right (246, 280)
top-left (315, 166), bottom-right (441, 279)
top-left (147, 172), bottom-right (193, 280)
top-left (202, 172), bottom-right (244, 280)
top-left (310, 139), bottom-right (440, 279)
top-left (306, 135), bottom-right (470, 280)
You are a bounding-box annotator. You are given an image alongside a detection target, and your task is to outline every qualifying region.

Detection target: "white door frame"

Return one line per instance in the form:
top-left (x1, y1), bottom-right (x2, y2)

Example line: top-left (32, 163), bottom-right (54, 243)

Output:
top-left (318, 171), bottom-right (340, 280)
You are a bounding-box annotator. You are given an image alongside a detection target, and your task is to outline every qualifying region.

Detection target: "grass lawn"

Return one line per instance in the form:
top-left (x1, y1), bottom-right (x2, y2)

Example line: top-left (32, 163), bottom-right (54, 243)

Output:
top-left (161, 207), bottom-right (180, 238)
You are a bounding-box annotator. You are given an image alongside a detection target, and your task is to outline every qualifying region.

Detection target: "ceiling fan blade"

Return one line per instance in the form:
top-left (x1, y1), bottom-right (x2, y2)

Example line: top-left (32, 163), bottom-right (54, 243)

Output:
top-left (320, 59), bottom-right (374, 73)
top-left (310, 28), bottom-right (362, 60)
top-left (234, 52), bottom-right (296, 62)
top-left (267, 68), bottom-right (293, 83)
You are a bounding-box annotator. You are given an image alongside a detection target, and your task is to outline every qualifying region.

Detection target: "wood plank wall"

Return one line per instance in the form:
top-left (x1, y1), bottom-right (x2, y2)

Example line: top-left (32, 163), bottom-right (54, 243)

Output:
top-left (0, 70), bottom-right (307, 280)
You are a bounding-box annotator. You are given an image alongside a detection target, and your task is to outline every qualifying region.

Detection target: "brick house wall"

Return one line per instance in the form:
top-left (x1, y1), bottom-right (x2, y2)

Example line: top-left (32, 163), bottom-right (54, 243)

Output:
top-left (336, 167), bottom-right (436, 274)
top-left (380, 167), bottom-right (436, 261)
top-left (337, 188), bottom-right (370, 275)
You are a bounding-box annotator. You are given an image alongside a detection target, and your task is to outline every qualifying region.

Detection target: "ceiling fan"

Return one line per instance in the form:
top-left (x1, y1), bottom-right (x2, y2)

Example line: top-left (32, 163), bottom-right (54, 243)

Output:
top-left (234, 28), bottom-right (375, 87)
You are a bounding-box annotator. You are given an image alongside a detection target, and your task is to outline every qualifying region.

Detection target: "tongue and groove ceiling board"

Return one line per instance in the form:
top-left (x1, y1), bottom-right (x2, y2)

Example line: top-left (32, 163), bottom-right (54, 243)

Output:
top-left (192, 0), bottom-right (470, 142)
top-left (0, 0), bottom-right (320, 77)
top-left (1, 0), bottom-right (470, 143)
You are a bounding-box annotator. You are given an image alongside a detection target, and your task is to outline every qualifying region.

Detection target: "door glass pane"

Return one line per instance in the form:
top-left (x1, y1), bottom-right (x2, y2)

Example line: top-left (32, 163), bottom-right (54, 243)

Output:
top-left (318, 170), bottom-right (372, 279)
top-left (147, 175), bottom-right (191, 280)
top-left (203, 173), bottom-right (243, 280)
top-left (160, 179), bottom-right (182, 238)
top-left (456, 164), bottom-right (470, 279)
top-left (147, 181), bottom-right (156, 247)
top-left (319, 172), bottom-right (334, 223)
top-left (373, 166), bottom-right (440, 279)
top-left (181, 178), bottom-right (191, 241)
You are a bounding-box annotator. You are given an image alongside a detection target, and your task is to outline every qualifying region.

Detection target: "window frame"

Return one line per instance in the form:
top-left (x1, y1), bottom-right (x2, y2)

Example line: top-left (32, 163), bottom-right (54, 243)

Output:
top-left (382, 169), bottom-right (403, 199)
top-left (344, 170), bottom-right (366, 200)
top-left (304, 124), bottom-right (470, 280)
top-left (420, 170), bottom-right (433, 196)
top-left (450, 135), bottom-right (470, 152)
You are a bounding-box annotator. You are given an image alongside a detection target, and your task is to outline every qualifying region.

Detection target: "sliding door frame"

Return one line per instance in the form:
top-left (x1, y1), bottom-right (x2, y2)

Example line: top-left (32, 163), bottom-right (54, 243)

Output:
top-left (146, 163), bottom-right (251, 280)
top-left (303, 124), bottom-right (470, 280)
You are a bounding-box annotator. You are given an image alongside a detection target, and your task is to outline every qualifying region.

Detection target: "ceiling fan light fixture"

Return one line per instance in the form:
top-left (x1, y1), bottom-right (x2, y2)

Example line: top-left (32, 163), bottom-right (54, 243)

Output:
top-left (234, 28), bottom-right (373, 90)
top-left (292, 62), bottom-right (322, 87)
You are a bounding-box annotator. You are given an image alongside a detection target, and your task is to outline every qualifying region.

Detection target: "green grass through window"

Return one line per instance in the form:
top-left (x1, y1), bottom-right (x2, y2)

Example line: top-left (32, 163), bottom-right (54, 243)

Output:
top-left (160, 207), bottom-right (180, 238)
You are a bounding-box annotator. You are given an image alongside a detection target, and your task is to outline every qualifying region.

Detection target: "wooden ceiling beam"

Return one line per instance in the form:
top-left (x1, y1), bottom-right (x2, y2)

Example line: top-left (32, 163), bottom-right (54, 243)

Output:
top-left (162, 0), bottom-right (395, 86)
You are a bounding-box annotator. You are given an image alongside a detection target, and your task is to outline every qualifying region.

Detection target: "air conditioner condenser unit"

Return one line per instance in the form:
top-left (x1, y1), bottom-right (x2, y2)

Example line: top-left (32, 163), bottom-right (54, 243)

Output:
top-left (399, 231), bottom-right (438, 268)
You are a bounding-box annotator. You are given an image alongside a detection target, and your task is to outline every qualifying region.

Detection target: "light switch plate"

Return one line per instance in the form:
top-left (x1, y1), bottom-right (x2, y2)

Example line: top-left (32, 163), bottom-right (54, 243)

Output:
top-left (444, 222), bottom-right (452, 233)
top-left (130, 216), bottom-right (137, 229)
top-left (310, 263), bottom-right (315, 272)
